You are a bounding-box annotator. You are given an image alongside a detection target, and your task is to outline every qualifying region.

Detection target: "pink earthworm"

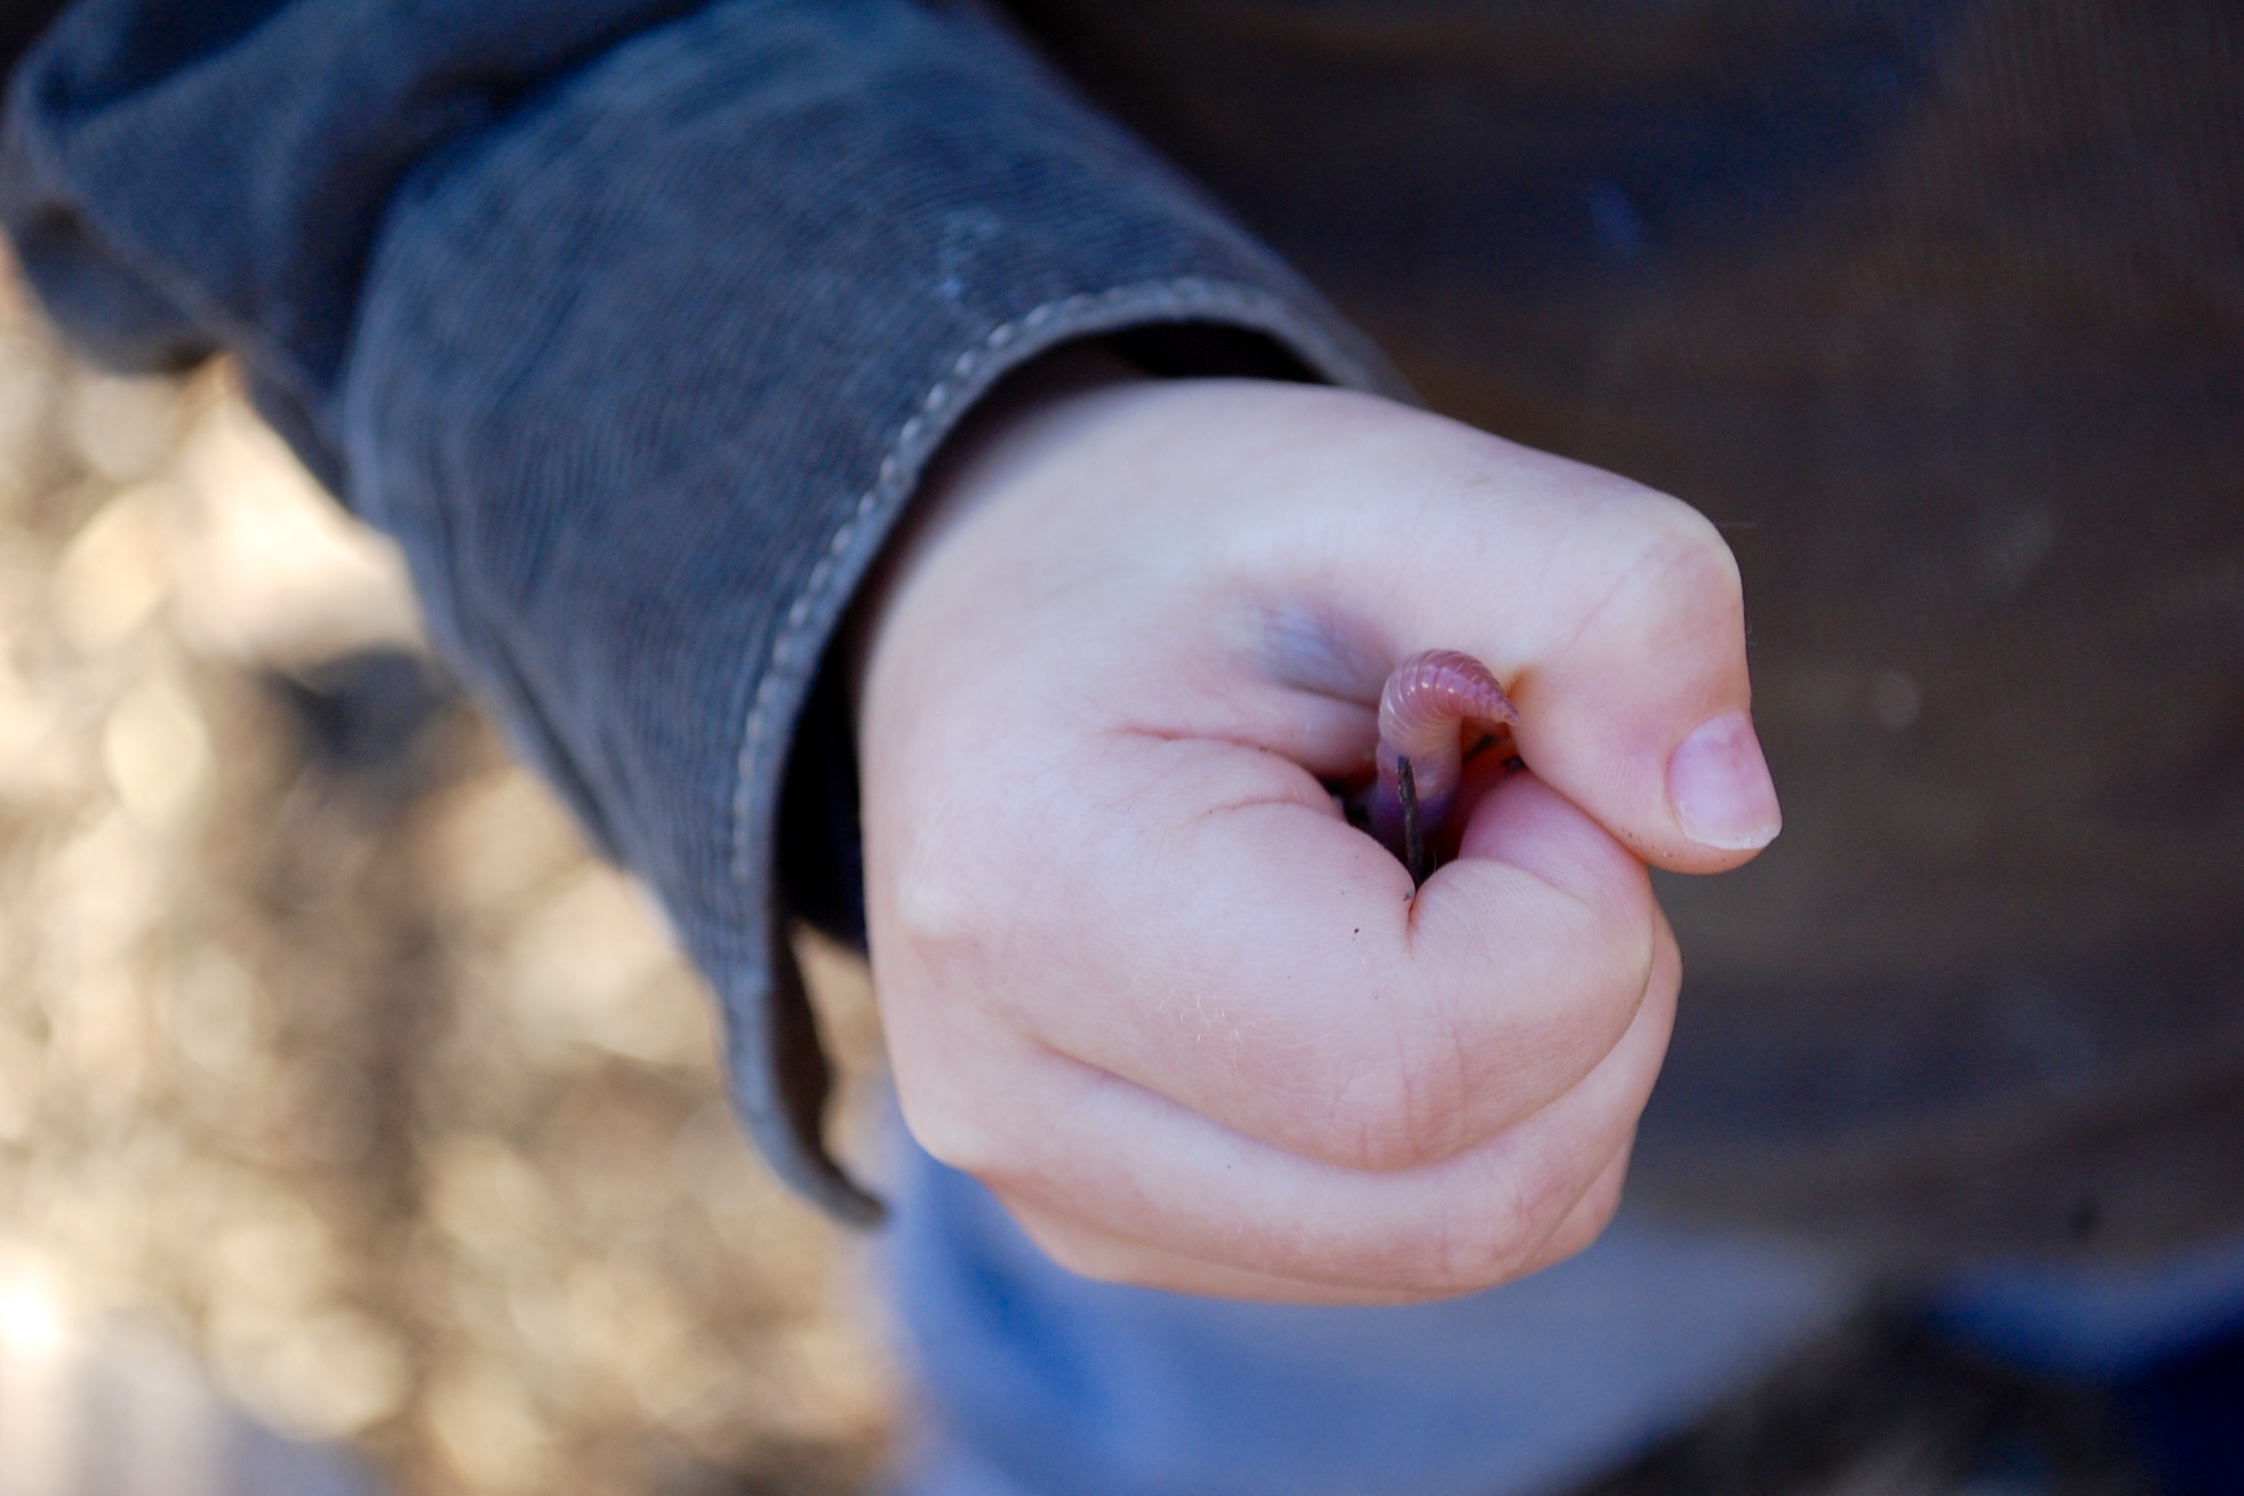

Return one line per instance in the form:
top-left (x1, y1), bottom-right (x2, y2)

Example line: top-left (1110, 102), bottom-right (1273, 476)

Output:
top-left (1366, 649), bottom-right (1518, 883)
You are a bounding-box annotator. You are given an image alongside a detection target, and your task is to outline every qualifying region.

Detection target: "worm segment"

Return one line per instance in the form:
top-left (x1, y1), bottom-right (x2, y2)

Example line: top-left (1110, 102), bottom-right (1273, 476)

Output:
top-left (1366, 649), bottom-right (1517, 876)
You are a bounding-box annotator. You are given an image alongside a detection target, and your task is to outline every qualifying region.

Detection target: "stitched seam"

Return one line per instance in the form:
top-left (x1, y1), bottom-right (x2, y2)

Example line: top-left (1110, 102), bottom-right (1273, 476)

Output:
top-left (726, 275), bottom-right (1388, 900)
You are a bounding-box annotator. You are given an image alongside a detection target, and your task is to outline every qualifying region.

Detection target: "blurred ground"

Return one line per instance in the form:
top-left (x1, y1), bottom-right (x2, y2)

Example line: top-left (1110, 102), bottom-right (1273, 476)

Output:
top-left (0, 260), bottom-right (895, 1492)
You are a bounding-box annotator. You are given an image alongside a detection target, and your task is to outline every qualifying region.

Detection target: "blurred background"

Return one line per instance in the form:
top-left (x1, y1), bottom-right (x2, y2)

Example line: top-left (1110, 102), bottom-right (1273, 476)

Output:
top-left (0, 233), bottom-right (2224, 1496)
top-left (0, 252), bottom-right (897, 1494)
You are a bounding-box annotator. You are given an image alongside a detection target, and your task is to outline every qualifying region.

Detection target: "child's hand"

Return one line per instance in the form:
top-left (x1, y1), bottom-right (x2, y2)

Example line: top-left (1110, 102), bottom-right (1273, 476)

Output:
top-left (852, 359), bottom-right (1780, 1303)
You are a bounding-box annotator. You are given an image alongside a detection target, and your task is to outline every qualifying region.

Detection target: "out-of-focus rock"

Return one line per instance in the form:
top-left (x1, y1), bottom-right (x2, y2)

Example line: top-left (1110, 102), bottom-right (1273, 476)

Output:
top-left (165, 398), bottom-right (418, 667)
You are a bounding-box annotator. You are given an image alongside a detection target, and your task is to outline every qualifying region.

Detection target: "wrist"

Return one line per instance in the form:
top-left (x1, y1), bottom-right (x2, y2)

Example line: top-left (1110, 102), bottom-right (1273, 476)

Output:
top-left (844, 339), bottom-right (1149, 713)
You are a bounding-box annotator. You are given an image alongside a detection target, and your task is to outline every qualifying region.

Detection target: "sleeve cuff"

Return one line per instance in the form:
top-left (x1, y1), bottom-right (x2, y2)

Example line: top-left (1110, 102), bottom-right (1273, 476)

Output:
top-left (329, 2), bottom-right (1406, 1222)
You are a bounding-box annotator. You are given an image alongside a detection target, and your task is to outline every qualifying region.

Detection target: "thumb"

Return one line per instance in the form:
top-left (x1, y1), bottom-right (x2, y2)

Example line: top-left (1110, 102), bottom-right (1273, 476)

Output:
top-left (1274, 401), bottom-right (1780, 873)
top-left (1503, 463), bottom-right (1781, 872)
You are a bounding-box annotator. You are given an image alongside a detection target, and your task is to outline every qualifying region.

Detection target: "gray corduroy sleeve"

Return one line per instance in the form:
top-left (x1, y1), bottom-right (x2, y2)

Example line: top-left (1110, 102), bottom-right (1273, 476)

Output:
top-left (1, 0), bottom-right (1403, 1219)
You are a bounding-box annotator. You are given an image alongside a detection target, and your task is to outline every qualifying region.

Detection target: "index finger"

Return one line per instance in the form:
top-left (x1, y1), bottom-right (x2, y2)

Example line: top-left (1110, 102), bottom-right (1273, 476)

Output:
top-left (1006, 735), bottom-right (1660, 1176)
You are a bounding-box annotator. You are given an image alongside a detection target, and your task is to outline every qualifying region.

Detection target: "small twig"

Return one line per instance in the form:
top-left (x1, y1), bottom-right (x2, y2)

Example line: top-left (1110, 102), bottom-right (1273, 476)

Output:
top-left (1398, 754), bottom-right (1427, 890)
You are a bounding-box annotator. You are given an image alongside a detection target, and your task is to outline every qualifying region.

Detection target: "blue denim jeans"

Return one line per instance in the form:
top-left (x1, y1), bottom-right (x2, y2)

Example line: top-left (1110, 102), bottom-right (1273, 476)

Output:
top-left (879, 1134), bottom-right (1859, 1496)
top-left (879, 1131), bottom-right (2244, 1496)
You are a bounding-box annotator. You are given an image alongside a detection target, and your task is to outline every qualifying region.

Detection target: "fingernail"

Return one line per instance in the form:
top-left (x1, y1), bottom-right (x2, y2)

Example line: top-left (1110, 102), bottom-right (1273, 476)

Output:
top-left (1668, 711), bottom-right (1782, 850)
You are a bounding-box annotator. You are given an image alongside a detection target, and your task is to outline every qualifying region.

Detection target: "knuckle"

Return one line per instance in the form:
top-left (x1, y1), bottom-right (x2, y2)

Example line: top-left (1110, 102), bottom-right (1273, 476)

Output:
top-left (879, 792), bottom-right (1024, 953)
top-left (1558, 1173), bottom-right (1625, 1253)
top-left (1631, 495), bottom-right (1738, 582)
top-left (1491, 905), bottom-right (1657, 1088)
top-left (1431, 1203), bottom-right (1534, 1293)
top-left (1555, 498), bottom-right (1744, 664)
top-left (1016, 1219), bottom-right (1138, 1285)
top-left (901, 1099), bottom-right (1007, 1181)
top-left (1423, 1158), bottom-right (1579, 1292)
top-left (1622, 519), bottom-right (1742, 629)
top-left (888, 840), bottom-right (981, 948)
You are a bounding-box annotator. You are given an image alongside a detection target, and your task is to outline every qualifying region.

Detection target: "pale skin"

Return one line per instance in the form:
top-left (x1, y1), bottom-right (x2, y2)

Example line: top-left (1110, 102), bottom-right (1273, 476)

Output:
top-left (852, 349), bottom-right (1782, 1305)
